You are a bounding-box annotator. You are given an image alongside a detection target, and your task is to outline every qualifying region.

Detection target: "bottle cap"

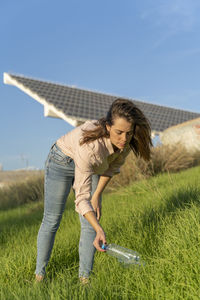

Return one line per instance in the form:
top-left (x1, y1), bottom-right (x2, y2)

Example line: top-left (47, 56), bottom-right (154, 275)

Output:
top-left (101, 244), bottom-right (107, 250)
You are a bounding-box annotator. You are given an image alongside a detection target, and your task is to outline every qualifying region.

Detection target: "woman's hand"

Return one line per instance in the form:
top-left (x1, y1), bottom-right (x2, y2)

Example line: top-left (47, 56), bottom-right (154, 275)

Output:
top-left (91, 193), bottom-right (102, 221)
top-left (93, 228), bottom-right (107, 252)
top-left (83, 211), bottom-right (107, 251)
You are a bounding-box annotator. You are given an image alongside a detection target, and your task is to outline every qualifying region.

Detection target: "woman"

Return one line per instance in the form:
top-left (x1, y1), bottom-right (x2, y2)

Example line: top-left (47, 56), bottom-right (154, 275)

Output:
top-left (35, 98), bottom-right (152, 283)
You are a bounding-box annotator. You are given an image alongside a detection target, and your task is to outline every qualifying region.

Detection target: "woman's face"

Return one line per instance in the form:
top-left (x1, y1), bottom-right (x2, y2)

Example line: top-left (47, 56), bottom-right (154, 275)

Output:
top-left (106, 117), bottom-right (133, 150)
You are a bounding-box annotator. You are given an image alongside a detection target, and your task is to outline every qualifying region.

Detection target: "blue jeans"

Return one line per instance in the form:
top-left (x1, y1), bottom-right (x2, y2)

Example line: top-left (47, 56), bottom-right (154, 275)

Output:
top-left (35, 143), bottom-right (101, 278)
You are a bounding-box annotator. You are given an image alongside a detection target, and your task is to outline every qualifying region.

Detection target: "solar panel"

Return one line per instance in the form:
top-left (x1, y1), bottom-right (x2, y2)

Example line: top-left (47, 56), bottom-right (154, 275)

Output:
top-left (4, 73), bottom-right (200, 132)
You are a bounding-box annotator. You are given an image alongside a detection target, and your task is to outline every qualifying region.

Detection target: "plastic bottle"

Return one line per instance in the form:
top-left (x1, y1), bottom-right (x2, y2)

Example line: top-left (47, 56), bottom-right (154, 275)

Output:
top-left (101, 243), bottom-right (141, 266)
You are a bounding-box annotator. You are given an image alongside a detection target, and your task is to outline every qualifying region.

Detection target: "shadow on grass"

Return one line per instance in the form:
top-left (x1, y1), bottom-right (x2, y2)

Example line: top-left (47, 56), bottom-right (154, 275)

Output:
top-left (47, 250), bottom-right (80, 281)
top-left (129, 184), bottom-right (200, 255)
top-left (0, 205), bottom-right (43, 244)
top-left (0, 195), bottom-right (76, 246)
top-left (142, 184), bottom-right (200, 227)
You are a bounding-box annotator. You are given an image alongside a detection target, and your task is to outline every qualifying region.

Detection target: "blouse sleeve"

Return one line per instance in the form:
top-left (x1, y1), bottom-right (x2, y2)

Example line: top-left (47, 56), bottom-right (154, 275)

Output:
top-left (73, 143), bottom-right (95, 216)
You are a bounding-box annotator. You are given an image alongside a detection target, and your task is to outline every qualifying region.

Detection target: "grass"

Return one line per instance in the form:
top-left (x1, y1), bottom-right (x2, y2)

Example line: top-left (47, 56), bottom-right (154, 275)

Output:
top-left (0, 165), bottom-right (200, 299)
top-left (0, 170), bottom-right (43, 188)
top-left (1, 143), bottom-right (199, 210)
top-left (107, 143), bottom-right (200, 191)
top-left (0, 174), bottom-right (44, 210)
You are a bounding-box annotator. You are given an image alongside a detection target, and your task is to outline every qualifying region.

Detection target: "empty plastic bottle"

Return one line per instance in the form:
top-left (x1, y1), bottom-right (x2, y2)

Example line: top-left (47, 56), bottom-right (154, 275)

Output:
top-left (101, 243), bottom-right (142, 266)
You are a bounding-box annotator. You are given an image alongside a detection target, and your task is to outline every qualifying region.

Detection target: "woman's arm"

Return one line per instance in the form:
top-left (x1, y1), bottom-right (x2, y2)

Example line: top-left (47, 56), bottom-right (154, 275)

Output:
top-left (84, 176), bottom-right (111, 250)
top-left (91, 175), bottom-right (111, 220)
top-left (94, 175), bottom-right (112, 195)
top-left (84, 211), bottom-right (106, 251)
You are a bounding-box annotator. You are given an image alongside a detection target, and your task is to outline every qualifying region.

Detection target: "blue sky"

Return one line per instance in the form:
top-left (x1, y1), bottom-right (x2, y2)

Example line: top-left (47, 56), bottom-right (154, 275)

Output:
top-left (1, 0), bottom-right (200, 170)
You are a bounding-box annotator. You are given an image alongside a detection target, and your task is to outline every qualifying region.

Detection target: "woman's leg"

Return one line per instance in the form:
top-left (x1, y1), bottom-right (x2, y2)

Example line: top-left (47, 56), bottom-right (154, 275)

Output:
top-left (78, 174), bottom-right (101, 278)
top-left (35, 145), bottom-right (75, 276)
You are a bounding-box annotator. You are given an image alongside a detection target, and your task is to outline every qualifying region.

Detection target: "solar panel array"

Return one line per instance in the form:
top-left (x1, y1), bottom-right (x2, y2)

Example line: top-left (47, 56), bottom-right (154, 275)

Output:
top-left (8, 73), bottom-right (200, 132)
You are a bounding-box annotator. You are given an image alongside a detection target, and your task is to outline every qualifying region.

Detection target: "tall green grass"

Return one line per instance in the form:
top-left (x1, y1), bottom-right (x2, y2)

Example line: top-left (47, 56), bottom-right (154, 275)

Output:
top-left (1, 166), bottom-right (200, 299)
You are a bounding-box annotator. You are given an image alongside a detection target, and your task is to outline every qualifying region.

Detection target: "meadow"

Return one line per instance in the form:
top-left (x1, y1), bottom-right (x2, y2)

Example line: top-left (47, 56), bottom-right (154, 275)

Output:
top-left (1, 164), bottom-right (200, 300)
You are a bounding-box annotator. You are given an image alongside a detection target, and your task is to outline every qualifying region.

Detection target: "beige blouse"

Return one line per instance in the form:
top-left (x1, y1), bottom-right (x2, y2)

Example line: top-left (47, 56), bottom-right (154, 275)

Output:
top-left (57, 120), bottom-right (131, 215)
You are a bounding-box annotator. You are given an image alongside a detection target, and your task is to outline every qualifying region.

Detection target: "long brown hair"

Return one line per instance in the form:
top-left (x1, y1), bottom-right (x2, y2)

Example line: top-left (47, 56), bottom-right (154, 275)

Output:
top-left (80, 98), bottom-right (152, 161)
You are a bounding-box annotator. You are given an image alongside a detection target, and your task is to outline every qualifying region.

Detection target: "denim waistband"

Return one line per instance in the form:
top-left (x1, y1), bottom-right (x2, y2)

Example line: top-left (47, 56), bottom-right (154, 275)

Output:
top-left (51, 143), bottom-right (73, 162)
top-left (51, 142), bottom-right (62, 152)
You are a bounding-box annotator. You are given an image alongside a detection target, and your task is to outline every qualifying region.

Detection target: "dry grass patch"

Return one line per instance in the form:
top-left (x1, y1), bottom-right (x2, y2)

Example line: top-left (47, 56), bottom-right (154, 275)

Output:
top-left (108, 143), bottom-right (200, 191)
top-left (0, 170), bottom-right (44, 189)
top-left (1, 143), bottom-right (199, 208)
top-left (0, 174), bottom-right (44, 210)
